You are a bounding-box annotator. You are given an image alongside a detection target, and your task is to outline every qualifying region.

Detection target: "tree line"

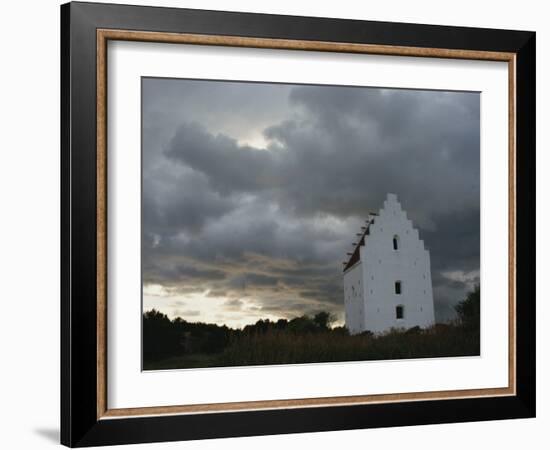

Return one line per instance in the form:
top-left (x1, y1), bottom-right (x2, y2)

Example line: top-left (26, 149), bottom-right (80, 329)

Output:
top-left (143, 309), bottom-right (342, 362)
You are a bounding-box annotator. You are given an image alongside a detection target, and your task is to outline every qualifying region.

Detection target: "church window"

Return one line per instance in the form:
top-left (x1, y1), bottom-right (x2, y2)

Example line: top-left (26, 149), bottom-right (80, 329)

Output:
top-left (395, 281), bottom-right (402, 295)
top-left (396, 305), bottom-right (404, 320)
top-left (393, 235), bottom-right (399, 250)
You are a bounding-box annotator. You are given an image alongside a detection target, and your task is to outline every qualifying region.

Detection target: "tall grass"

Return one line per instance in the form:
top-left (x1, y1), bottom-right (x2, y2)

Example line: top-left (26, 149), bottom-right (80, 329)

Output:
top-left (217, 325), bottom-right (479, 367)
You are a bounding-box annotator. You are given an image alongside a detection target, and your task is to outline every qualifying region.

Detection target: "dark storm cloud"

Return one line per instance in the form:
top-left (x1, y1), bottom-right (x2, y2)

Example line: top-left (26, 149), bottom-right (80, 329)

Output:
top-left (165, 123), bottom-right (280, 193)
top-left (143, 79), bottom-right (480, 324)
top-left (163, 87), bottom-right (479, 225)
top-left (143, 165), bottom-right (236, 236)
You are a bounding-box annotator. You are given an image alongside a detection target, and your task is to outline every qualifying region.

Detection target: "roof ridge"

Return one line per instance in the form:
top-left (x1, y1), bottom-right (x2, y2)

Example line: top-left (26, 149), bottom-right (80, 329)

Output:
top-left (342, 214), bottom-right (375, 272)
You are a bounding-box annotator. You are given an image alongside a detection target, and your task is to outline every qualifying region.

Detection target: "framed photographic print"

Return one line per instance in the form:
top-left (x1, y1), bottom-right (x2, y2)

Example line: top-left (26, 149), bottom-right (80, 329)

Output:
top-left (60, 1), bottom-right (536, 447)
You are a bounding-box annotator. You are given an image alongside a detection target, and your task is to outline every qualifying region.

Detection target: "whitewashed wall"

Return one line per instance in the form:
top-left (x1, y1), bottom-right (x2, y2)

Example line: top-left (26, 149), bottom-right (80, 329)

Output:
top-left (343, 261), bottom-right (365, 334)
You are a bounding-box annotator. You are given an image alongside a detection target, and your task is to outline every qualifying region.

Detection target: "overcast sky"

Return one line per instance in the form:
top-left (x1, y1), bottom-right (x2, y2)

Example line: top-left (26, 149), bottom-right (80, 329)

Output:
top-left (142, 77), bottom-right (480, 328)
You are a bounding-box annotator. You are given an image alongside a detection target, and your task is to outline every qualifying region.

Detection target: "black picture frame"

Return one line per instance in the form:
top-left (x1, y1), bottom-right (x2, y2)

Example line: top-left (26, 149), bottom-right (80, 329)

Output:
top-left (61, 1), bottom-right (535, 447)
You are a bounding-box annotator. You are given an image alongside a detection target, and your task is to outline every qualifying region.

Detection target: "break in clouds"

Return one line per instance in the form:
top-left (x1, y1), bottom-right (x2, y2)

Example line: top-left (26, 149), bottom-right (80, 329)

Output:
top-left (142, 78), bottom-right (480, 328)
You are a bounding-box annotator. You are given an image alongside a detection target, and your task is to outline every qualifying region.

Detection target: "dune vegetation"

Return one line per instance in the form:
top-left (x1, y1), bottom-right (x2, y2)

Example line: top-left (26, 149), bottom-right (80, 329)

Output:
top-left (143, 286), bottom-right (480, 370)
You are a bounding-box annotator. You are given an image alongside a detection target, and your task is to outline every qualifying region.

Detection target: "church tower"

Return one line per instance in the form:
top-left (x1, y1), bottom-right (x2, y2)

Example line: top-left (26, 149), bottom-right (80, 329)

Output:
top-left (343, 193), bottom-right (435, 334)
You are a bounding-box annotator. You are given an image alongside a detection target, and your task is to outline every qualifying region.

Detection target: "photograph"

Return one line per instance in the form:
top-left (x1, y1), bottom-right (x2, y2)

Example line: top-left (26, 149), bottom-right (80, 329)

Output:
top-left (141, 78), bottom-right (481, 370)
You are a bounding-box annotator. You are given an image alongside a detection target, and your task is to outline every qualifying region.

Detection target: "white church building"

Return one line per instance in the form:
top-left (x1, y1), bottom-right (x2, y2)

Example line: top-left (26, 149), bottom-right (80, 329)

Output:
top-left (343, 193), bottom-right (435, 334)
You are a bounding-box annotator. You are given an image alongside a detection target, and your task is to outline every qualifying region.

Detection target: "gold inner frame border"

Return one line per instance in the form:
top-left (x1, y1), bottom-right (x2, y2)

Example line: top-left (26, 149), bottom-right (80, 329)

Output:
top-left (96, 28), bottom-right (517, 420)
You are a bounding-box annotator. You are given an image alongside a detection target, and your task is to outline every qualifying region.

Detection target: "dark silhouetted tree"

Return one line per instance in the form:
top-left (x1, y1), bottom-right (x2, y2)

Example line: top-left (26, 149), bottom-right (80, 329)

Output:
top-left (287, 316), bottom-right (318, 333)
top-left (313, 311), bottom-right (335, 330)
top-left (455, 285), bottom-right (480, 330)
top-left (142, 309), bottom-right (180, 362)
